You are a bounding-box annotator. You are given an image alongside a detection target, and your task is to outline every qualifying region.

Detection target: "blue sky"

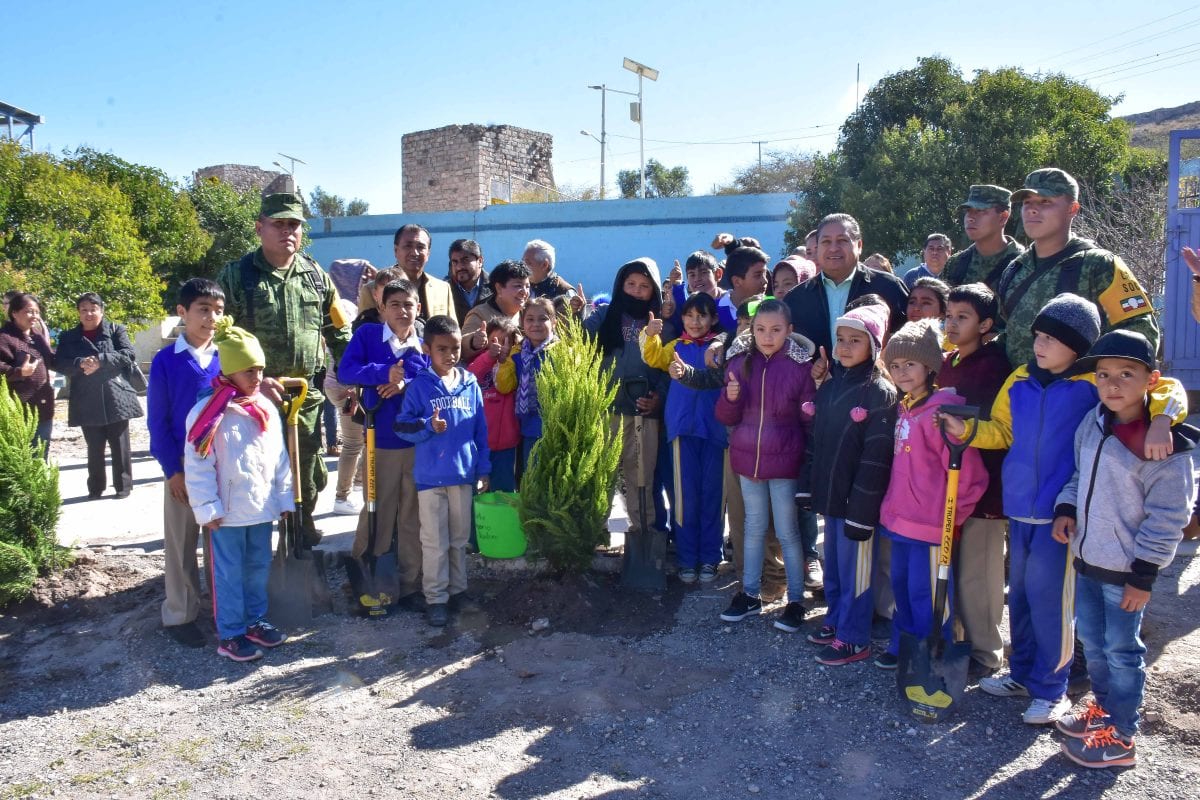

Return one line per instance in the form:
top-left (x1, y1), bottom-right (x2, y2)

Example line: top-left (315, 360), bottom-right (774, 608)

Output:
top-left (6, 1), bottom-right (1196, 213)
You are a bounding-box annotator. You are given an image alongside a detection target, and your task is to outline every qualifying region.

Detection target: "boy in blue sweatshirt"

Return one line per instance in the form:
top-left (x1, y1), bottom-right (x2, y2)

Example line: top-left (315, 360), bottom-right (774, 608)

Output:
top-left (338, 279), bottom-right (429, 609)
top-left (396, 315), bottom-right (490, 627)
top-left (147, 278), bottom-right (224, 648)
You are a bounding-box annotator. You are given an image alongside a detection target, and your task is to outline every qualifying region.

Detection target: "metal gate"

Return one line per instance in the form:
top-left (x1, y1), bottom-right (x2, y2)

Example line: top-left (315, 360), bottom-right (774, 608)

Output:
top-left (1164, 129), bottom-right (1200, 390)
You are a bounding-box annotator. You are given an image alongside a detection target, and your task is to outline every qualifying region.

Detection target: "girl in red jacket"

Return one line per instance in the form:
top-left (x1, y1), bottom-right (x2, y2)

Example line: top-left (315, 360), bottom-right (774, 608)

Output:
top-left (879, 319), bottom-right (988, 656)
top-left (715, 299), bottom-right (817, 632)
top-left (467, 319), bottom-right (521, 492)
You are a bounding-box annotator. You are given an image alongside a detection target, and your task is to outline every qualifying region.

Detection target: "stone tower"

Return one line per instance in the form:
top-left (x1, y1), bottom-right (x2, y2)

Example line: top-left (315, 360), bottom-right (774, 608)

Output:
top-left (401, 124), bottom-right (554, 212)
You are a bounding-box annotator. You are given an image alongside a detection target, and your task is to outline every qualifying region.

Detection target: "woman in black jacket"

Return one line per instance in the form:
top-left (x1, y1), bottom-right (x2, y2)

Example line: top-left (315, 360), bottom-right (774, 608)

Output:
top-left (56, 293), bottom-right (144, 499)
top-left (0, 293), bottom-right (56, 458)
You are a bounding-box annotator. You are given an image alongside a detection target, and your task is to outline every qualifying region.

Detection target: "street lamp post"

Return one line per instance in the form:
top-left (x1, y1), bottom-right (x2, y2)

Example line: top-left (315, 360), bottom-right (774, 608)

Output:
top-left (587, 84), bottom-right (637, 199)
top-left (621, 58), bottom-right (659, 199)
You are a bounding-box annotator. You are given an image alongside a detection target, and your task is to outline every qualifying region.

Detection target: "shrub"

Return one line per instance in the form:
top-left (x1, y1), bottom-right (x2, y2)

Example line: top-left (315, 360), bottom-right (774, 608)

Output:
top-left (0, 541), bottom-right (37, 606)
top-left (0, 376), bottom-right (65, 604)
top-left (518, 318), bottom-right (622, 573)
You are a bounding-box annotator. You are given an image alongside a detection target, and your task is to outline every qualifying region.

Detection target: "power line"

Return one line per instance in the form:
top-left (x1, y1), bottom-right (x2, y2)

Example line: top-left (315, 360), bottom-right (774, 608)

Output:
top-left (1055, 10), bottom-right (1200, 70)
top-left (1096, 53), bottom-right (1200, 85)
top-left (1077, 43), bottom-right (1200, 82)
top-left (1044, 5), bottom-right (1199, 67)
top-left (1072, 40), bottom-right (1200, 79)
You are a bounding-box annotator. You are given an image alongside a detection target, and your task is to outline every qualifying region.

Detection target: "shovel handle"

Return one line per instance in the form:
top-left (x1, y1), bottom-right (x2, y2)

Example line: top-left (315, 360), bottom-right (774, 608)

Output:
top-left (279, 378), bottom-right (307, 505)
top-left (937, 404), bottom-right (980, 471)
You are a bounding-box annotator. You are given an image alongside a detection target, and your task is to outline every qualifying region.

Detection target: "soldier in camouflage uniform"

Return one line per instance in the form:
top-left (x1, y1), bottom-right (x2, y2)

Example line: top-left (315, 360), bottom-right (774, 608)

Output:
top-left (217, 193), bottom-right (351, 545)
top-left (943, 184), bottom-right (1025, 293)
top-left (997, 169), bottom-right (1158, 367)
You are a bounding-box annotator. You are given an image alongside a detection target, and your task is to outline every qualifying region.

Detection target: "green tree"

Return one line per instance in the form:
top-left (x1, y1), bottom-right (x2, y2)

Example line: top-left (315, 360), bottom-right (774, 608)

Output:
top-left (518, 319), bottom-right (621, 573)
top-left (0, 143), bottom-right (162, 329)
top-left (186, 176), bottom-right (260, 278)
top-left (617, 159), bottom-right (691, 199)
top-left (716, 149), bottom-right (816, 195)
top-left (790, 58), bottom-right (1132, 260)
top-left (346, 198), bottom-right (370, 216)
top-left (63, 148), bottom-right (210, 306)
top-left (310, 186), bottom-right (370, 217)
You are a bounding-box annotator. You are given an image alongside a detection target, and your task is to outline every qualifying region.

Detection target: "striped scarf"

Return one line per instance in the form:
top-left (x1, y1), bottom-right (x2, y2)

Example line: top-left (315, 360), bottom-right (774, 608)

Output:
top-left (186, 375), bottom-right (270, 457)
top-left (515, 337), bottom-right (554, 417)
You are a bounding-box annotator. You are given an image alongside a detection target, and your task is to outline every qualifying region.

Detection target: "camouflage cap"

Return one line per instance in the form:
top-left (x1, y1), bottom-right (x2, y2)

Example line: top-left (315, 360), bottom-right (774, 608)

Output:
top-left (259, 192), bottom-right (306, 221)
top-left (1010, 168), bottom-right (1079, 203)
top-left (957, 184), bottom-right (1012, 212)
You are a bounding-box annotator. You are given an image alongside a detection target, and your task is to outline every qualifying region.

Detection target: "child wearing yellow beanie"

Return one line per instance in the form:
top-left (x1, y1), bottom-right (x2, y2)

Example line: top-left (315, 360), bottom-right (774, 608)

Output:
top-left (184, 317), bottom-right (293, 662)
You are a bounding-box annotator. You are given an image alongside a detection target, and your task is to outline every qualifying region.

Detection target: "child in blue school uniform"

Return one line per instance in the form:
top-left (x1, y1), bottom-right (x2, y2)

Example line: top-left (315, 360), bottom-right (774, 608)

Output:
top-left (641, 292), bottom-right (726, 584)
top-left (497, 297), bottom-right (557, 472)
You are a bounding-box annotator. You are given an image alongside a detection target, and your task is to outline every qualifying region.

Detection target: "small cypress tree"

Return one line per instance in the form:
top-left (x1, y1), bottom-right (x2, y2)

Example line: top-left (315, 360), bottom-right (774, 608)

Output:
top-left (518, 318), bottom-right (622, 573)
top-left (0, 541), bottom-right (37, 606)
top-left (0, 376), bottom-right (65, 604)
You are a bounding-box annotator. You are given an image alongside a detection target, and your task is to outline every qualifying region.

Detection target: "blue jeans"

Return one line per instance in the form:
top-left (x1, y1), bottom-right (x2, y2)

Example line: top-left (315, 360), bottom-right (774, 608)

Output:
top-left (33, 419), bottom-right (53, 462)
top-left (1075, 573), bottom-right (1147, 736)
top-left (209, 522), bottom-right (273, 641)
top-left (739, 476), bottom-right (803, 600)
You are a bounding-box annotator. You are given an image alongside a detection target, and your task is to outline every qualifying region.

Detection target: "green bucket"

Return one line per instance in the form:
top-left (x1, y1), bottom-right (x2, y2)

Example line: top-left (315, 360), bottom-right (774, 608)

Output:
top-left (474, 491), bottom-right (527, 559)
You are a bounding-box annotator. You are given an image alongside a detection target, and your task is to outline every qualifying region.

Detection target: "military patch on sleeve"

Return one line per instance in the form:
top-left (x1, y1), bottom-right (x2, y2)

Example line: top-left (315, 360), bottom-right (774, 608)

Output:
top-left (1098, 257), bottom-right (1153, 324)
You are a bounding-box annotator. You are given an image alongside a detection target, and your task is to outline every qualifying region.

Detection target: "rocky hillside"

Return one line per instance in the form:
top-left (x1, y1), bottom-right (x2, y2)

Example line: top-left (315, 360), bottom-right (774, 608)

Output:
top-left (1121, 100), bottom-right (1200, 151)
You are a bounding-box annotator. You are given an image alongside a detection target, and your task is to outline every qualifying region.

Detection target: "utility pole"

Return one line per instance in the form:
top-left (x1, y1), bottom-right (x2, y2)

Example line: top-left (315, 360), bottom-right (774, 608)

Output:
top-left (622, 58), bottom-right (660, 199)
top-left (753, 141), bottom-right (766, 170)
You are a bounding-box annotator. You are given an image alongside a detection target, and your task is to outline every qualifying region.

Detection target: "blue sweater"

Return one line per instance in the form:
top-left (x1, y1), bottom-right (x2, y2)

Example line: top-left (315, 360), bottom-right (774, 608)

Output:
top-left (395, 366), bottom-right (491, 490)
top-left (338, 323), bottom-right (429, 449)
top-left (147, 340), bottom-right (222, 479)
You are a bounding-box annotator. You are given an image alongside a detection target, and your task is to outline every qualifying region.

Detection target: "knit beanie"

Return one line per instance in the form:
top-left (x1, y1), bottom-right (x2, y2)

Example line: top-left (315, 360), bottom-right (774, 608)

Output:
top-left (835, 302), bottom-right (889, 357)
top-left (1031, 293), bottom-right (1101, 357)
top-left (214, 317), bottom-right (266, 376)
top-left (882, 319), bottom-right (944, 376)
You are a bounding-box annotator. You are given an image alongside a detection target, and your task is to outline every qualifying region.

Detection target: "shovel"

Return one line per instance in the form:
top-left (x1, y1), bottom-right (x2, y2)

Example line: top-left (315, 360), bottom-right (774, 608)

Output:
top-left (267, 378), bottom-right (333, 630)
top-left (897, 403), bottom-right (979, 722)
top-left (343, 387), bottom-right (393, 617)
top-left (620, 378), bottom-right (666, 591)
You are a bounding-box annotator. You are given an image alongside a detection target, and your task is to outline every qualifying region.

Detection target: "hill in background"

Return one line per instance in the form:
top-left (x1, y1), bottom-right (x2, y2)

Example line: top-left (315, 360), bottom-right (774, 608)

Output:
top-left (1121, 100), bottom-right (1200, 151)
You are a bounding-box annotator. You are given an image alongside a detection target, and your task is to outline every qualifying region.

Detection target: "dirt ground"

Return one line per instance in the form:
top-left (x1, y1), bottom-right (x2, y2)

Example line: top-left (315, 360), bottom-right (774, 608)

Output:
top-left (2, 535), bottom-right (1199, 800)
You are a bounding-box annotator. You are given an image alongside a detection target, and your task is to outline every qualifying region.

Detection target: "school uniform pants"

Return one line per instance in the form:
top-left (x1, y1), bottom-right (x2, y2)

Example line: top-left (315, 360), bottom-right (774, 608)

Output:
top-left (725, 452), bottom-right (787, 596)
top-left (162, 483), bottom-right (210, 627)
top-left (953, 516), bottom-right (1007, 670)
top-left (489, 447), bottom-right (518, 493)
top-left (670, 435), bottom-right (725, 568)
top-left (82, 420), bottom-right (132, 496)
top-left (821, 517), bottom-right (877, 646)
top-left (417, 483), bottom-right (473, 605)
top-left (885, 528), bottom-right (954, 644)
top-left (611, 414), bottom-right (659, 537)
top-left (208, 522), bottom-right (272, 641)
top-left (1008, 519), bottom-right (1075, 701)
top-left (354, 447), bottom-right (422, 599)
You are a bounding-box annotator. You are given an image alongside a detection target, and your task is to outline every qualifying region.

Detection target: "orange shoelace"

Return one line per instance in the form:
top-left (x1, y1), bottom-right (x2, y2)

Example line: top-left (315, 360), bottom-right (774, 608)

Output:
top-left (1084, 725), bottom-right (1132, 750)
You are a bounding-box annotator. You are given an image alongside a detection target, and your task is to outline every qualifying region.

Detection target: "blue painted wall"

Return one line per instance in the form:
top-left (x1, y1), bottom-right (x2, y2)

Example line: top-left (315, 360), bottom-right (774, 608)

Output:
top-left (305, 193), bottom-right (795, 294)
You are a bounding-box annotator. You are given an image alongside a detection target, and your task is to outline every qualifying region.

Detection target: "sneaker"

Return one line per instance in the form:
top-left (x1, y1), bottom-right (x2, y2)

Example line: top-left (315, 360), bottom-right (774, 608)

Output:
top-left (1056, 700), bottom-right (1111, 739)
top-left (217, 636), bottom-right (263, 662)
top-left (1023, 695), bottom-right (1072, 725)
top-left (1062, 726), bottom-right (1136, 768)
top-left (803, 558), bottom-right (824, 590)
top-left (333, 496), bottom-right (362, 516)
top-left (980, 673), bottom-right (1030, 697)
top-left (426, 602), bottom-right (449, 627)
top-left (807, 625), bottom-right (837, 645)
top-left (698, 564), bottom-right (717, 583)
top-left (678, 567), bottom-right (697, 585)
top-left (816, 639), bottom-right (871, 666)
top-left (719, 592), bottom-right (762, 622)
top-left (245, 620), bottom-right (287, 648)
top-left (773, 602), bottom-right (806, 632)
top-left (874, 651), bottom-right (899, 670)
top-left (164, 621), bottom-right (205, 649)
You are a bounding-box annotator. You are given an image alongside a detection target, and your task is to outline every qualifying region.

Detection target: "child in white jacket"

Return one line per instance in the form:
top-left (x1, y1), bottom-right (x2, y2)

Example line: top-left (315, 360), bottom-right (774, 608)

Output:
top-left (185, 319), bottom-right (293, 662)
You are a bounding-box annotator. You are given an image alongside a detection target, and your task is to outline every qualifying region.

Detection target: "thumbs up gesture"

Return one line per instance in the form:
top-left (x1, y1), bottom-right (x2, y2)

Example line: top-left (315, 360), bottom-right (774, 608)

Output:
top-left (725, 372), bottom-right (741, 402)
top-left (644, 311), bottom-right (663, 338)
top-left (812, 345), bottom-right (830, 383)
top-left (669, 350), bottom-right (687, 380)
top-left (669, 260), bottom-right (683, 285)
top-left (430, 407), bottom-right (447, 434)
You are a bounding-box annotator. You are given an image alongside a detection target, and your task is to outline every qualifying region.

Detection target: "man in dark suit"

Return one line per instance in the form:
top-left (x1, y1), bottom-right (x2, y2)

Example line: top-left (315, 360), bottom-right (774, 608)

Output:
top-left (784, 213), bottom-right (908, 357)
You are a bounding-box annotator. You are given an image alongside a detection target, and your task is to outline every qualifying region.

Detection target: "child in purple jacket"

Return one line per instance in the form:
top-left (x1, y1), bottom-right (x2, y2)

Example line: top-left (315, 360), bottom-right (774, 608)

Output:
top-left (715, 299), bottom-right (817, 632)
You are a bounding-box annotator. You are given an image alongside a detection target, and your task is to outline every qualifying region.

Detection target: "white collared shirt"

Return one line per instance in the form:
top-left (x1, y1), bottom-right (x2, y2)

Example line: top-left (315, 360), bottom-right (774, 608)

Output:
top-left (174, 334), bottom-right (218, 371)
top-left (382, 323), bottom-right (421, 358)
